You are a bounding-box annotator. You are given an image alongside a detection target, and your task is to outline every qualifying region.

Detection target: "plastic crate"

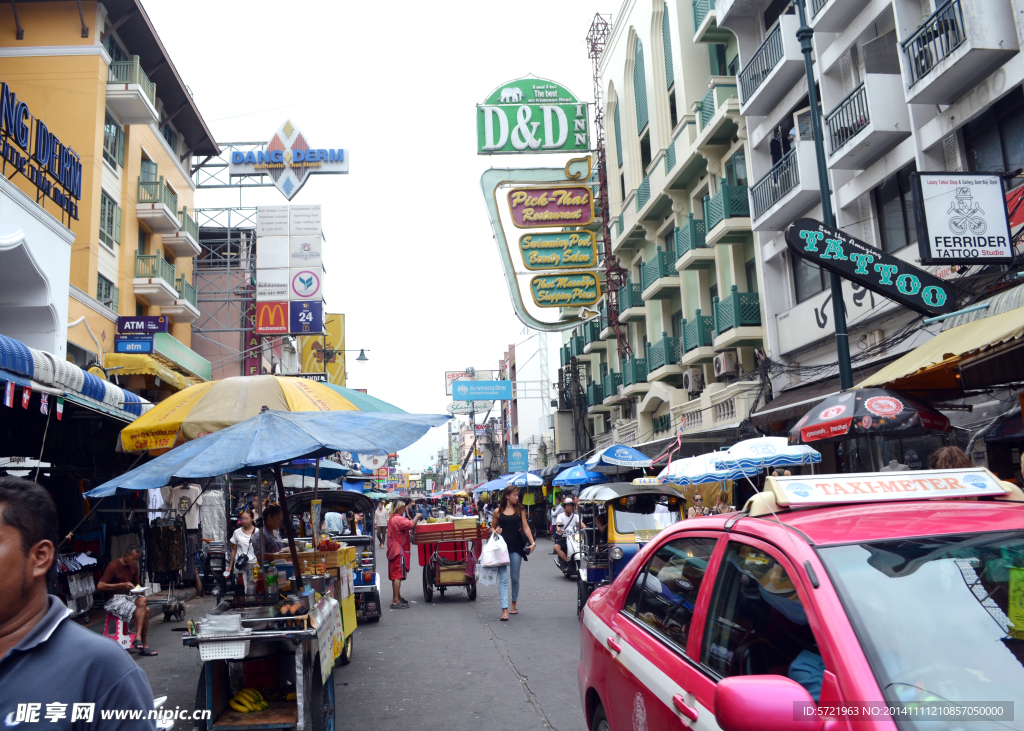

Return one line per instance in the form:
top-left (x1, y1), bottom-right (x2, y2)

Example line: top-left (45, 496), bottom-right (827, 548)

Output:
top-left (198, 628), bottom-right (252, 661)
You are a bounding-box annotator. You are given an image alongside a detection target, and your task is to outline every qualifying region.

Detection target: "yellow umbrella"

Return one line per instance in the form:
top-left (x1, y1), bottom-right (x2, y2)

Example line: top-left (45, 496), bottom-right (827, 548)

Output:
top-left (120, 375), bottom-right (360, 453)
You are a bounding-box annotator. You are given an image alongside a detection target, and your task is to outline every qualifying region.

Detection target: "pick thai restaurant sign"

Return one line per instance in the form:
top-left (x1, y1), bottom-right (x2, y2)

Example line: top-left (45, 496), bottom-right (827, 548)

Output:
top-left (508, 186), bottom-right (593, 228)
top-left (519, 231), bottom-right (596, 270)
top-left (530, 273), bottom-right (601, 308)
top-left (784, 218), bottom-right (957, 317)
top-left (477, 77), bottom-right (589, 155)
top-left (911, 173), bottom-right (1014, 264)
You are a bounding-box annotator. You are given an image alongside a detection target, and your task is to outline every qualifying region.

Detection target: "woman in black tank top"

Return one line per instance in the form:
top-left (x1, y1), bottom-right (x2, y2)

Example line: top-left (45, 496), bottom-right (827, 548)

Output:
top-left (491, 485), bottom-right (536, 621)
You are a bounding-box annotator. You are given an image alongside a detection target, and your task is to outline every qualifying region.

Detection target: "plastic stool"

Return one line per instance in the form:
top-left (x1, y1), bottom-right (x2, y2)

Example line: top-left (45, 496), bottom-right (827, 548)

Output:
top-left (103, 613), bottom-right (136, 650)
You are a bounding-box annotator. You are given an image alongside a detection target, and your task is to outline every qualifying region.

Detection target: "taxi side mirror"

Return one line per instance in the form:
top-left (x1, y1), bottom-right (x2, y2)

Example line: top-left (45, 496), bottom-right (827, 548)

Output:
top-left (714, 675), bottom-right (822, 731)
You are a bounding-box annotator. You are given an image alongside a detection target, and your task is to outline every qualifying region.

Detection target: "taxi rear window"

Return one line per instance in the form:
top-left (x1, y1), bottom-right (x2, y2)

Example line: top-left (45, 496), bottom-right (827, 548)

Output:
top-left (820, 531), bottom-right (1024, 729)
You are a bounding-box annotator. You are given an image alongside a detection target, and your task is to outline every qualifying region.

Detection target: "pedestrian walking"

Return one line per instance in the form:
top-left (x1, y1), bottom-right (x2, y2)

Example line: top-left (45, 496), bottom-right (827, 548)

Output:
top-left (928, 446), bottom-right (972, 469)
top-left (385, 501), bottom-right (422, 609)
top-left (491, 485), bottom-right (536, 621)
top-left (229, 509), bottom-right (257, 593)
top-left (374, 501), bottom-right (388, 548)
top-left (97, 543), bottom-right (156, 656)
top-left (0, 476), bottom-right (156, 728)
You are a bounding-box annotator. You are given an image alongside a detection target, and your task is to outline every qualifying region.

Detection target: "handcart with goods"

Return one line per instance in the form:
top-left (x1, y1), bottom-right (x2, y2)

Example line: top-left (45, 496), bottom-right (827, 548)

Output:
top-left (411, 518), bottom-right (490, 602)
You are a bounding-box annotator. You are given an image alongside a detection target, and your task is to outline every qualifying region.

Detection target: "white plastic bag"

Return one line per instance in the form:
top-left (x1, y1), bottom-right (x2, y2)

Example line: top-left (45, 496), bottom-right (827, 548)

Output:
top-left (475, 563), bottom-right (498, 586)
top-left (481, 533), bottom-right (510, 567)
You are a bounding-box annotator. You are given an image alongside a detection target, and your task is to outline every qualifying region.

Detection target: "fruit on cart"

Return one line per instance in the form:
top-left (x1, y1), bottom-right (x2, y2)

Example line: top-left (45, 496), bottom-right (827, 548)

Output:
top-left (316, 538), bottom-right (341, 551)
top-left (285, 692), bottom-right (297, 701)
top-left (426, 517), bottom-right (438, 523)
top-left (229, 688), bottom-right (268, 713)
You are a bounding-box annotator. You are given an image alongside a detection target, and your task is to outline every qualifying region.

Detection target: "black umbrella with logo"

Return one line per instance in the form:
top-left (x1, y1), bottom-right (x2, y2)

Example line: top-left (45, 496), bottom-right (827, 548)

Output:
top-left (789, 388), bottom-right (951, 446)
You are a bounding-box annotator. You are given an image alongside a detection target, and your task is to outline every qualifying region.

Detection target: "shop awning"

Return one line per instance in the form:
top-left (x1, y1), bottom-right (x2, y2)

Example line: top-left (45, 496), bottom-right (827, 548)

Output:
top-left (104, 354), bottom-right (192, 392)
top-left (857, 302), bottom-right (1024, 393)
top-left (0, 368), bottom-right (63, 396)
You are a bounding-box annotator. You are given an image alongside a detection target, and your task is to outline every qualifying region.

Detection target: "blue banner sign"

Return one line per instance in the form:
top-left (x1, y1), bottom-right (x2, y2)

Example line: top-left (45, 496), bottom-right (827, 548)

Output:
top-left (114, 334), bottom-right (154, 354)
top-left (452, 380), bottom-right (513, 401)
top-left (117, 316), bottom-right (169, 334)
top-left (508, 445), bottom-right (529, 472)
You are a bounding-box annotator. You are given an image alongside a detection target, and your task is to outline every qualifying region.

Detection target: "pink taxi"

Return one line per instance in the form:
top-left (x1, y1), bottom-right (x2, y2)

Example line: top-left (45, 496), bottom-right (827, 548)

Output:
top-left (578, 468), bottom-right (1024, 731)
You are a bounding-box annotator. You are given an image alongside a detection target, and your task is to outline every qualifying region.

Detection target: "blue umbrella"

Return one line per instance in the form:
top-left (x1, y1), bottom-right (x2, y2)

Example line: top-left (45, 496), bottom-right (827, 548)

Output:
top-left (283, 458), bottom-right (352, 480)
top-left (585, 444), bottom-right (653, 471)
top-left (472, 476), bottom-right (508, 497)
top-left (507, 471), bottom-right (543, 488)
top-left (552, 465), bottom-right (608, 487)
top-left (85, 410), bottom-right (449, 496)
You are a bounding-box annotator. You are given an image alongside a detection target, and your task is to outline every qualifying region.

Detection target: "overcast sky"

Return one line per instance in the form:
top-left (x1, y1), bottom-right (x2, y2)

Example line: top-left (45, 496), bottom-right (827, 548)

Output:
top-left (146, 0), bottom-right (608, 471)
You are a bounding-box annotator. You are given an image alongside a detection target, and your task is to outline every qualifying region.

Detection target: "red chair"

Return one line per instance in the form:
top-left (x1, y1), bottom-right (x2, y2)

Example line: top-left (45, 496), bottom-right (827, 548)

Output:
top-left (102, 613), bottom-right (136, 650)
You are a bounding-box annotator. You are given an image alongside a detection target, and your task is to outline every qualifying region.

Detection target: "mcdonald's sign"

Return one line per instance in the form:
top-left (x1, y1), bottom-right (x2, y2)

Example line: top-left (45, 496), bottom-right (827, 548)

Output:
top-left (255, 301), bottom-right (289, 334)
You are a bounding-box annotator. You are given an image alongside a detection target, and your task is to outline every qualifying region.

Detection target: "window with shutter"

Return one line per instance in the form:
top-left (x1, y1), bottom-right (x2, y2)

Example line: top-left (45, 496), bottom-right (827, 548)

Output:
top-left (99, 191), bottom-right (119, 248)
top-left (140, 159), bottom-right (158, 182)
top-left (634, 39), bottom-right (649, 133)
top-left (102, 113), bottom-right (123, 169)
top-left (114, 203), bottom-right (121, 245)
top-left (613, 104), bottom-right (624, 168)
top-left (662, 4), bottom-right (674, 90)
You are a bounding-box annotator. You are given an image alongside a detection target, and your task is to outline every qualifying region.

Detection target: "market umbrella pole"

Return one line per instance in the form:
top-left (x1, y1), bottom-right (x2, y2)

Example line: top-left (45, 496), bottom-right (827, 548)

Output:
top-left (274, 464), bottom-right (304, 595)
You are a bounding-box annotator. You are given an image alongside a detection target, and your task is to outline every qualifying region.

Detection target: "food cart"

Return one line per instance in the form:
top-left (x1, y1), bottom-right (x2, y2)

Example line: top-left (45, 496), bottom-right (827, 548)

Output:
top-left (411, 518), bottom-right (489, 602)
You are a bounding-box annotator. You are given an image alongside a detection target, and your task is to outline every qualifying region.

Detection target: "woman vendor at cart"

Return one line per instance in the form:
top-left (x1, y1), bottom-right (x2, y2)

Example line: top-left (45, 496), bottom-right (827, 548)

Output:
top-left (253, 503), bottom-right (286, 555)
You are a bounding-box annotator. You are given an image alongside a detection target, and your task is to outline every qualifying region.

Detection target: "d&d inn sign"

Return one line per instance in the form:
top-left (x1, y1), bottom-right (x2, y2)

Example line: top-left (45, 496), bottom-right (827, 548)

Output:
top-left (0, 80), bottom-right (82, 221)
top-left (477, 77), bottom-right (589, 155)
top-left (784, 219), bottom-right (957, 317)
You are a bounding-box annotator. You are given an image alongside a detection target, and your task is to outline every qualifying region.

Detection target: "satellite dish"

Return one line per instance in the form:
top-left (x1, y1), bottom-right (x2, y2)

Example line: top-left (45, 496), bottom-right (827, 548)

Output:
top-left (357, 453), bottom-right (388, 471)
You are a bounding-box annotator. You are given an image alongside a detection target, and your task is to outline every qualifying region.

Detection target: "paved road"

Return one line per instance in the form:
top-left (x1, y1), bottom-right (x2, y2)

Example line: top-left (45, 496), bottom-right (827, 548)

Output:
top-left (133, 535), bottom-right (588, 731)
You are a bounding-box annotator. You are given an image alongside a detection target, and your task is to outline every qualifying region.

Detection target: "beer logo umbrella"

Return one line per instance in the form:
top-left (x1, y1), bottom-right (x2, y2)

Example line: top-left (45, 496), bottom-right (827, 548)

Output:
top-left (789, 388), bottom-right (950, 445)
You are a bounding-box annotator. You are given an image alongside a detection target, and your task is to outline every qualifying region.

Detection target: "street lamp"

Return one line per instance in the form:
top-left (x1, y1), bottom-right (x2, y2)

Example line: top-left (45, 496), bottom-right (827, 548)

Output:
top-left (355, 349), bottom-right (368, 363)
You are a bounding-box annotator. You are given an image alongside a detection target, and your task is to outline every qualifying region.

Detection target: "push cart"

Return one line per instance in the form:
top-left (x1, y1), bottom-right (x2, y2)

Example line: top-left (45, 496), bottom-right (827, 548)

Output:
top-left (411, 521), bottom-right (490, 602)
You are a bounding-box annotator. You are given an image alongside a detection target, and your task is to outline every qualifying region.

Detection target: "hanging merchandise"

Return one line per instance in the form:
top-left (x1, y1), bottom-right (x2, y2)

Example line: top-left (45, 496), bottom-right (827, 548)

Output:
top-left (149, 522), bottom-right (184, 573)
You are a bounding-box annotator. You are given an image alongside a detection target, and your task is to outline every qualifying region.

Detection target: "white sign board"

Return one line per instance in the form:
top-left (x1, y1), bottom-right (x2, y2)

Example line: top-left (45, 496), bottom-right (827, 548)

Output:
top-left (256, 268), bottom-right (289, 300)
top-left (256, 237), bottom-right (289, 269)
top-left (445, 371), bottom-right (472, 396)
top-left (290, 267), bottom-right (323, 301)
top-left (913, 173), bottom-right (1014, 264)
top-left (290, 237), bottom-right (322, 267)
top-left (290, 205), bottom-right (323, 236)
top-left (770, 468), bottom-right (1008, 506)
top-left (446, 401), bottom-right (493, 414)
top-left (256, 206), bottom-right (289, 237)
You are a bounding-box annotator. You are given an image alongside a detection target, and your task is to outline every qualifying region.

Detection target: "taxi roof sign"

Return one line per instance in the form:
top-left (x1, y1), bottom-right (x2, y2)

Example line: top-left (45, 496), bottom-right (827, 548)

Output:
top-left (747, 468), bottom-right (1019, 516)
top-left (631, 477), bottom-right (661, 486)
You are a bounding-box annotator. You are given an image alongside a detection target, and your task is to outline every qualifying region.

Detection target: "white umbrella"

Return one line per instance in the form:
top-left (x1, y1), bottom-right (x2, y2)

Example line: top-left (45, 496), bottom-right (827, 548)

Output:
top-left (507, 472), bottom-right (543, 487)
top-left (718, 437), bottom-right (820, 473)
top-left (658, 453), bottom-right (756, 486)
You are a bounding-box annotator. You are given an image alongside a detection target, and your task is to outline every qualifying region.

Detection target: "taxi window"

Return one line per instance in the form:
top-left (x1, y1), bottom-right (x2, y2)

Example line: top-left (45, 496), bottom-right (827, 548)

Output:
top-left (623, 538), bottom-right (716, 653)
top-left (701, 542), bottom-right (823, 700)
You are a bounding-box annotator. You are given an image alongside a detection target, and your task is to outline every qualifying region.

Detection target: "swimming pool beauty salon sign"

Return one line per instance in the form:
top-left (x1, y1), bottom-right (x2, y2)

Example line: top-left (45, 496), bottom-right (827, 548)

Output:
top-left (785, 219), bottom-right (958, 317)
top-left (477, 77), bottom-right (589, 155)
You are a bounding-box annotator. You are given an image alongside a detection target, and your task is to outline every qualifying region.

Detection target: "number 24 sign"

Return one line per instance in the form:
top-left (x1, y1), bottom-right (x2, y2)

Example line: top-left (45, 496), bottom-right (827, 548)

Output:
top-left (289, 301), bottom-right (323, 334)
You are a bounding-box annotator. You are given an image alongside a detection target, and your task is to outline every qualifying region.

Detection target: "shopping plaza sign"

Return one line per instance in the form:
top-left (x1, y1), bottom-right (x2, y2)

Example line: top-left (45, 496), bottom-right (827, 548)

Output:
top-left (228, 120), bottom-right (348, 200)
top-left (785, 218), bottom-right (958, 317)
top-left (477, 77), bottom-right (589, 155)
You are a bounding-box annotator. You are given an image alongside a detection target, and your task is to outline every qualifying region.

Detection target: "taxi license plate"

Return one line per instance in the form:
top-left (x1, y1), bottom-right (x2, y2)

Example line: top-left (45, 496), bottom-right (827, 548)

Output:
top-left (634, 529), bottom-right (659, 544)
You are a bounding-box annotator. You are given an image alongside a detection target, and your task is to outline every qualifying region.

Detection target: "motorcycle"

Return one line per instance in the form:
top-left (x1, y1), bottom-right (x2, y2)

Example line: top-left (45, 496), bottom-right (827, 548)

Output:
top-left (552, 526), bottom-right (581, 580)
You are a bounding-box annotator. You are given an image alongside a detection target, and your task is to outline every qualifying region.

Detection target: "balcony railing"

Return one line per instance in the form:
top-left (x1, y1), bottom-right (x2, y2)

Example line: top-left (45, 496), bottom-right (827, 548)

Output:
top-left (698, 83), bottom-right (738, 129)
top-left (135, 253), bottom-right (177, 288)
top-left (615, 213), bottom-right (624, 237)
top-left (739, 22), bottom-right (783, 102)
top-left (641, 248), bottom-right (675, 292)
top-left (570, 333), bottom-right (585, 358)
top-left (682, 311), bottom-right (715, 352)
top-left (714, 286), bottom-right (762, 334)
top-left (693, 0), bottom-right (715, 29)
top-left (648, 332), bottom-right (681, 371)
top-left (636, 175), bottom-right (651, 211)
top-left (664, 136), bottom-right (677, 173)
top-left (175, 276), bottom-right (197, 309)
top-left (108, 55), bottom-right (156, 106)
top-left (750, 149), bottom-right (799, 219)
top-left (825, 83), bottom-right (870, 153)
top-left (623, 357), bottom-right (648, 386)
top-left (902, 0), bottom-right (966, 87)
top-left (560, 344), bottom-right (570, 367)
top-left (583, 318), bottom-right (603, 345)
top-left (137, 176), bottom-right (178, 213)
top-left (810, 0), bottom-right (829, 16)
top-left (674, 214), bottom-right (707, 259)
top-left (178, 206), bottom-right (200, 241)
top-left (617, 278), bottom-right (643, 313)
top-left (587, 382), bottom-right (604, 407)
top-left (603, 371), bottom-right (623, 397)
top-left (705, 182), bottom-right (750, 230)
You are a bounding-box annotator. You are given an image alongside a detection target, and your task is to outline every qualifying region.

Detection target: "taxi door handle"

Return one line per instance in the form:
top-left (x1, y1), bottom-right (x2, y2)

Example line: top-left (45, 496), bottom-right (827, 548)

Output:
top-left (606, 636), bottom-right (622, 654)
top-left (673, 694), bottom-right (699, 722)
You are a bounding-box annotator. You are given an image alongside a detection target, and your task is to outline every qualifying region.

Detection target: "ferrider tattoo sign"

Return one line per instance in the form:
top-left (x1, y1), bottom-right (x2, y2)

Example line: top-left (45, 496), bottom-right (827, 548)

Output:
top-left (911, 172), bottom-right (1014, 264)
top-left (785, 218), bottom-right (958, 317)
top-left (477, 77), bottom-right (589, 155)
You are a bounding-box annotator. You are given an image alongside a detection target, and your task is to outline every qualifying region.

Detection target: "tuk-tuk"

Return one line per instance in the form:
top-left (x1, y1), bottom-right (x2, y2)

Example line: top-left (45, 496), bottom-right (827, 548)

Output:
top-left (576, 478), bottom-right (685, 615)
top-left (287, 490), bottom-right (382, 623)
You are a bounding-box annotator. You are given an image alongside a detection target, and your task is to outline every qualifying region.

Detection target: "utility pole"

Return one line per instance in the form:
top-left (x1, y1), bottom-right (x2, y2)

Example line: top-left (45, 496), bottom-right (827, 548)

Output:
top-left (795, 0), bottom-right (853, 390)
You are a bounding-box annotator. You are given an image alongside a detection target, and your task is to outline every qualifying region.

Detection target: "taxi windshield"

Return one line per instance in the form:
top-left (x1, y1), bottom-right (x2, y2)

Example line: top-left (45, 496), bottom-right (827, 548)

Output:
top-left (611, 497), bottom-right (682, 534)
top-left (820, 531), bottom-right (1024, 729)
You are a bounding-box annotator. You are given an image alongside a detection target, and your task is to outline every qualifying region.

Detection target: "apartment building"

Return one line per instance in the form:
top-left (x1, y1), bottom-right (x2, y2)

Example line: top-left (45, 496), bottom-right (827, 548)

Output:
top-left (0, 1), bottom-right (219, 400)
top-left (717, 0), bottom-right (1023, 441)
top-left (500, 330), bottom-right (559, 469)
top-left (575, 0), bottom-right (768, 457)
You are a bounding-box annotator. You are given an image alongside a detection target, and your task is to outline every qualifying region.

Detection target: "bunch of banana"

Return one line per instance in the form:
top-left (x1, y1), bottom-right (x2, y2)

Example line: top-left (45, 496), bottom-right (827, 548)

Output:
top-left (228, 688), bottom-right (268, 713)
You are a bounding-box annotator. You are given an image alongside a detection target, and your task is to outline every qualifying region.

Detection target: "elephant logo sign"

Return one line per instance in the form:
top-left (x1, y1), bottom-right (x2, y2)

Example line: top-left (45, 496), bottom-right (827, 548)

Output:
top-left (499, 87), bottom-right (523, 103)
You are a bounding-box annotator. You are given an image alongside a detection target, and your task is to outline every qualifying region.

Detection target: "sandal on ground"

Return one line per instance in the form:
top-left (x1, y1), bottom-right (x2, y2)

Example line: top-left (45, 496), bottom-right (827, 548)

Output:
top-left (397, 599), bottom-right (409, 607)
top-left (509, 610), bottom-right (518, 615)
top-left (138, 647), bottom-right (158, 656)
top-left (131, 639), bottom-right (143, 649)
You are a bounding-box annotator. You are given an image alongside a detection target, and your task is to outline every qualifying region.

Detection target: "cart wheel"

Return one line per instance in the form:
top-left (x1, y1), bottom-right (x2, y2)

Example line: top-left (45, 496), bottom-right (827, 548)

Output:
top-left (439, 586), bottom-right (446, 596)
top-left (467, 579), bottom-right (477, 601)
top-left (310, 660), bottom-right (335, 731)
top-left (422, 565), bottom-right (433, 603)
top-left (365, 616), bottom-right (380, 623)
top-left (338, 633), bottom-right (353, 666)
top-left (577, 580), bottom-right (592, 619)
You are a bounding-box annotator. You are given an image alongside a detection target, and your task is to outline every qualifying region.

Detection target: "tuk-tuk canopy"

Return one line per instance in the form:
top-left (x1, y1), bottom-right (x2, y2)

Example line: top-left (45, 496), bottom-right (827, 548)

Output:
top-left (578, 480), bottom-right (684, 503)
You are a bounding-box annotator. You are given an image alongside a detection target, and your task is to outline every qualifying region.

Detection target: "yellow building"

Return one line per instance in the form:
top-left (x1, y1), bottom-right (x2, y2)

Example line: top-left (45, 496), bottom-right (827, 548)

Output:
top-left (0, 0), bottom-right (218, 399)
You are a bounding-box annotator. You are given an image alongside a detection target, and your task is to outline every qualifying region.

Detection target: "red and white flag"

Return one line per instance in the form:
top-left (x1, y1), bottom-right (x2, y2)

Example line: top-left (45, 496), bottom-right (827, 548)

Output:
top-left (56, 396), bottom-right (64, 421)
top-left (3, 381), bottom-right (13, 408)
top-left (40, 393), bottom-right (49, 415)
top-left (21, 386), bottom-right (31, 409)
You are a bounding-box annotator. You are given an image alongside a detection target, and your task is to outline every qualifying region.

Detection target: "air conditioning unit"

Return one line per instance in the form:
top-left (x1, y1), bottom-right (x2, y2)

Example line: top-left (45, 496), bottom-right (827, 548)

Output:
top-left (681, 367), bottom-right (704, 394)
top-left (713, 351), bottom-right (739, 379)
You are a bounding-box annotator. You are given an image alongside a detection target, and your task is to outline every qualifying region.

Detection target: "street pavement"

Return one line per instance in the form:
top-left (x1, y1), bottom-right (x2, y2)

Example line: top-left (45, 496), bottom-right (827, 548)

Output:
top-left (129, 535), bottom-right (588, 731)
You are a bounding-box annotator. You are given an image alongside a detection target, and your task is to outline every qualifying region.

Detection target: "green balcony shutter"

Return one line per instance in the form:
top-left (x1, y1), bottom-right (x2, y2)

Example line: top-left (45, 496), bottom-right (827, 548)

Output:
top-left (117, 127), bottom-right (124, 167)
top-left (663, 5), bottom-right (674, 89)
top-left (613, 104), bottom-right (623, 168)
top-left (634, 39), bottom-right (648, 132)
top-left (114, 204), bottom-right (121, 245)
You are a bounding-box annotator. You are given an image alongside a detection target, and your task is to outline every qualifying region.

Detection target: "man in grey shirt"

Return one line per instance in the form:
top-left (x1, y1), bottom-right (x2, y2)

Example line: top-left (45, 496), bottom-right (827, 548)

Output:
top-left (0, 476), bottom-right (155, 729)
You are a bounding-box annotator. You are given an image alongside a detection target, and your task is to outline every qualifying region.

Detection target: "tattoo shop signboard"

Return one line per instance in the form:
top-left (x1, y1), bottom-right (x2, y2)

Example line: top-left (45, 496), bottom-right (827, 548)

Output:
top-left (911, 173), bottom-right (1014, 264)
top-left (785, 219), bottom-right (958, 318)
top-left (477, 77), bottom-right (589, 155)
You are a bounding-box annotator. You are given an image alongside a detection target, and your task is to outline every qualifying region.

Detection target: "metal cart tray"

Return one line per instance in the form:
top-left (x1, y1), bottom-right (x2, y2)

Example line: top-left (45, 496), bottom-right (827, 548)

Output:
top-left (411, 525), bottom-right (489, 544)
top-left (213, 701), bottom-right (297, 729)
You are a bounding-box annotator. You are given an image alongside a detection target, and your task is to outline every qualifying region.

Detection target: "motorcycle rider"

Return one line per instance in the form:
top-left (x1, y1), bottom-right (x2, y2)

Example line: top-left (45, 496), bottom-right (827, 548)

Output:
top-left (553, 498), bottom-right (580, 573)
